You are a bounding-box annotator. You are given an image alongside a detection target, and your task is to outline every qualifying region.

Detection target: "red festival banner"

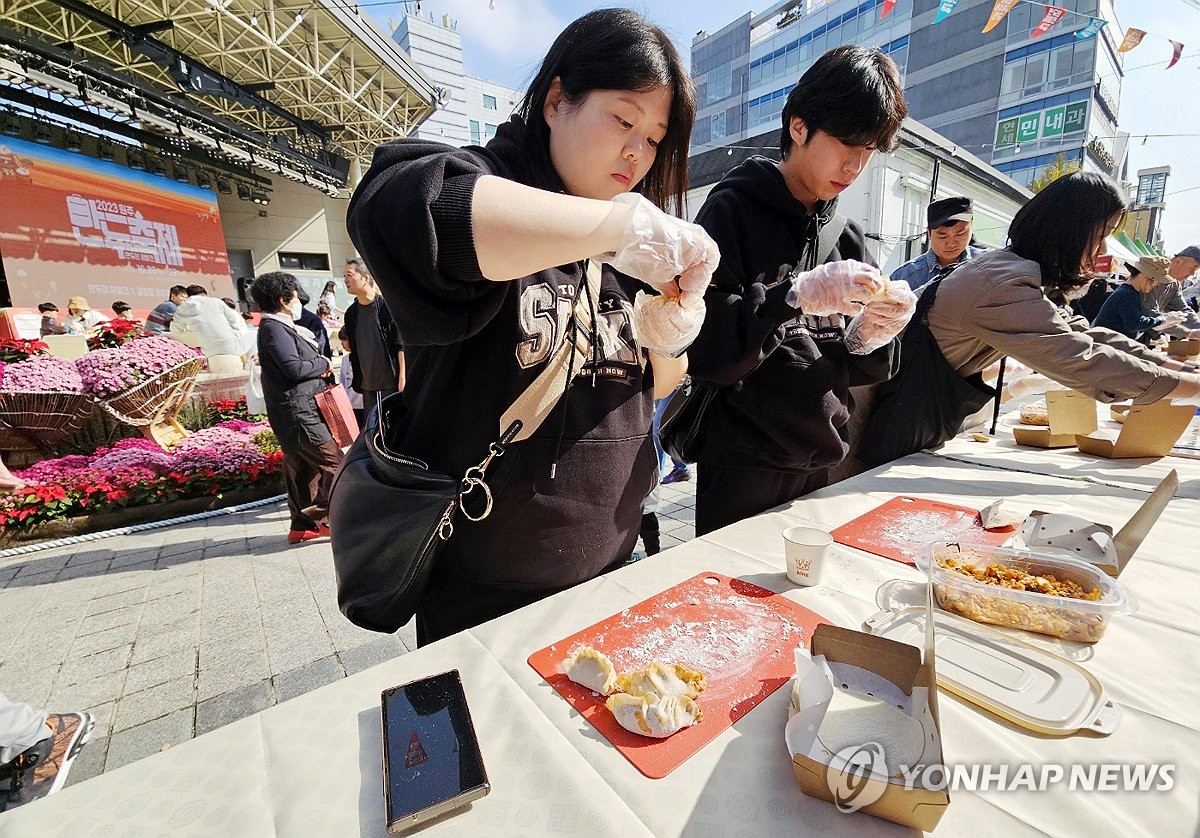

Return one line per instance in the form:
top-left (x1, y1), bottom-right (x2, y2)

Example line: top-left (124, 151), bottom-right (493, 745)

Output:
top-left (1032, 6), bottom-right (1068, 39)
top-left (880, 0), bottom-right (897, 20)
top-left (982, 0), bottom-right (1020, 34)
top-left (1119, 28), bottom-right (1146, 53)
top-left (1167, 40), bottom-right (1185, 69)
top-left (0, 137), bottom-right (232, 309)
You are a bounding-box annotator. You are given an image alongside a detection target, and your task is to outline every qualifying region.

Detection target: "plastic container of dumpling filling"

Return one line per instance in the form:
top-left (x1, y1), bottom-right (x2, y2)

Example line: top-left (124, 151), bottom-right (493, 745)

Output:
top-left (916, 542), bottom-right (1135, 643)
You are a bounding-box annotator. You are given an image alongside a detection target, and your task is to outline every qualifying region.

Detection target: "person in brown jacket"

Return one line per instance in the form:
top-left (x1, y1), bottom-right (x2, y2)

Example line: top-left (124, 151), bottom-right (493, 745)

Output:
top-left (928, 173), bottom-right (1200, 406)
top-left (858, 172), bottom-right (1200, 467)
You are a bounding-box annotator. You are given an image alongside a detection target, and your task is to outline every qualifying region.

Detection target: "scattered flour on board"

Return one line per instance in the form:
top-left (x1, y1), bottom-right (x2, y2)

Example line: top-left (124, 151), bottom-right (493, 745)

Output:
top-left (875, 509), bottom-right (978, 559)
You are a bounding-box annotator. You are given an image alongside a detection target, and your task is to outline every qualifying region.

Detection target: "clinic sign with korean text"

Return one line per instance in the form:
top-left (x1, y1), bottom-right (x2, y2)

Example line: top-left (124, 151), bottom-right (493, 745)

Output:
top-left (995, 101), bottom-right (1087, 148)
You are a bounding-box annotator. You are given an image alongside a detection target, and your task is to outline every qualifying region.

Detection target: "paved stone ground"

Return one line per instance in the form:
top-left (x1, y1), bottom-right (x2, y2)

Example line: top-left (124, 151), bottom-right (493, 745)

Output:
top-left (0, 470), bottom-right (697, 787)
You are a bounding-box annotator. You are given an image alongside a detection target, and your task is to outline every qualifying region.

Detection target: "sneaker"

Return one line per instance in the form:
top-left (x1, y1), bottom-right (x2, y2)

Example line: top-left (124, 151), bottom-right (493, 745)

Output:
top-left (287, 529), bottom-right (321, 543)
top-left (661, 464), bottom-right (691, 484)
top-left (1, 711), bottom-right (94, 812)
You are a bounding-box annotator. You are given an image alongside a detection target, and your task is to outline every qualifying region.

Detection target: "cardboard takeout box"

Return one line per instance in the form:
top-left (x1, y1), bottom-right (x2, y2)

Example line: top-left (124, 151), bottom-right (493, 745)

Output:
top-left (1075, 402), bottom-right (1195, 459)
top-left (785, 593), bottom-right (948, 832)
top-left (1012, 390), bottom-right (1096, 449)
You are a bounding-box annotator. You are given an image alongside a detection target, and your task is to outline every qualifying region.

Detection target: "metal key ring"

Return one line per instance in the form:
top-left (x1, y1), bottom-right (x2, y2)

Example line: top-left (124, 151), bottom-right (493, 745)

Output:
top-left (459, 478), bottom-right (494, 521)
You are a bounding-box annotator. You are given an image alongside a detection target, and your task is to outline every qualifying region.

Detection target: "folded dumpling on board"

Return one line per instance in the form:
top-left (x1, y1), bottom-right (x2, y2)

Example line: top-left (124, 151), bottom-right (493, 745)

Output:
top-left (562, 646), bottom-right (619, 696)
top-left (616, 662), bottom-right (705, 700)
top-left (606, 692), bottom-right (703, 738)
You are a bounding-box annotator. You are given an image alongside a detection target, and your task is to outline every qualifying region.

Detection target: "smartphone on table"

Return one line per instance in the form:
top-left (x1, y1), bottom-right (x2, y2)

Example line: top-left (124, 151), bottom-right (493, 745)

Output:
top-left (381, 669), bottom-right (490, 834)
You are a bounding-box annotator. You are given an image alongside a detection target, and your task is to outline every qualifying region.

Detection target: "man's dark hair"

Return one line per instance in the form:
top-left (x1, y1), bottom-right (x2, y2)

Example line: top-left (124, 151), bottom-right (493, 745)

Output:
top-left (779, 45), bottom-right (907, 158)
top-left (38, 302), bottom-right (58, 313)
top-left (111, 300), bottom-right (131, 313)
top-left (221, 297), bottom-right (238, 310)
top-left (518, 8), bottom-right (695, 216)
top-left (250, 271), bottom-right (300, 314)
top-left (296, 286), bottom-right (310, 306)
top-left (344, 258), bottom-right (364, 273)
top-left (186, 285), bottom-right (207, 296)
top-left (1009, 172), bottom-right (1128, 293)
top-left (336, 327), bottom-right (349, 342)
top-left (169, 285), bottom-right (187, 297)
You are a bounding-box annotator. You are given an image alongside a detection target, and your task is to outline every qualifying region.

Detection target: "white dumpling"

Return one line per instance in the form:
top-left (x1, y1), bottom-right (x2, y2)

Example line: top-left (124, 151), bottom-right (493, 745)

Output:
top-left (562, 647), bottom-right (618, 696)
top-left (616, 662), bottom-right (705, 700)
top-left (606, 692), bottom-right (702, 739)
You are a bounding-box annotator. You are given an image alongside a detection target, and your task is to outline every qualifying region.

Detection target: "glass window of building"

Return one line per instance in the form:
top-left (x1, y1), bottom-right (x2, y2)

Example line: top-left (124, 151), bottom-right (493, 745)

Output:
top-left (484, 123), bottom-right (497, 142)
top-left (470, 120), bottom-right (480, 145)
top-left (1137, 172), bottom-right (1167, 205)
top-left (482, 94), bottom-right (497, 110)
top-left (712, 111), bottom-right (727, 139)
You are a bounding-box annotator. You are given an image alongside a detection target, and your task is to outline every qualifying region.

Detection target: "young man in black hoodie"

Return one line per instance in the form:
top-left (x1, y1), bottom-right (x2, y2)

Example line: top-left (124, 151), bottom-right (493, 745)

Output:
top-left (688, 45), bottom-right (917, 536)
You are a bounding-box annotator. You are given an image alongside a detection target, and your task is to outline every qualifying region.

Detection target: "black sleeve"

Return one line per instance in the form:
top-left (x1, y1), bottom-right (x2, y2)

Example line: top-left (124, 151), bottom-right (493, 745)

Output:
top-left (259, 323), bottom-right (327, 386)
top-left (847, 342), bottom-right (899, 386)
top-left (686, 194), bottom-right (800, 388)
top-left (346, 139), bottom-right (508, 347)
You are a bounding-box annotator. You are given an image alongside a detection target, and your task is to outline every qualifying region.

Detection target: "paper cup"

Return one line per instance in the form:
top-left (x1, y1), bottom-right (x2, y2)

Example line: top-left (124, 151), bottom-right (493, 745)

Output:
top-left (783, 526), bottom-right (832, 586)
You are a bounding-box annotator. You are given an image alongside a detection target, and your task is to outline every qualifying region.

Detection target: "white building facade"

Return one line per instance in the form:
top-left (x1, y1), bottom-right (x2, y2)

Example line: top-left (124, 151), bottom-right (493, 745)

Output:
top-left (392, 10), bottom-right (521, 148)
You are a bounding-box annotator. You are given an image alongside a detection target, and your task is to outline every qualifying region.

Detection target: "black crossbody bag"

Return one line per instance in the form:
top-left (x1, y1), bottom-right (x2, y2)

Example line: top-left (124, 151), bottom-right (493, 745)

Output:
top-left (329, 264), bottom-right (602, 633)
top-left (856, 275), bottom-right (999, 467)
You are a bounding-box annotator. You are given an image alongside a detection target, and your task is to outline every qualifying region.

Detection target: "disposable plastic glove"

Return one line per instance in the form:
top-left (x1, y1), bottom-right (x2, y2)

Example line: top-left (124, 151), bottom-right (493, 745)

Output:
top-left (1159, 311), bottom-right (1188, 330)
top-left (843, 281), bottom-right (918, 355)
top-left (630, 290), bottom-right (706, 358)
top-left (598, 193), bottom-right (719, 306)
top-left (784, 260), bottom-right (886, 316)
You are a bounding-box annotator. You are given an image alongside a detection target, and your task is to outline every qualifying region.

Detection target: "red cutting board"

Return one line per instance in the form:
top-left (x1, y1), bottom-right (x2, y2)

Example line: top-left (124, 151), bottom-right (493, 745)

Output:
top-left (831, 495), bottom-right (1015, 566)
top-left (527, 572), bottom-right (829, 779)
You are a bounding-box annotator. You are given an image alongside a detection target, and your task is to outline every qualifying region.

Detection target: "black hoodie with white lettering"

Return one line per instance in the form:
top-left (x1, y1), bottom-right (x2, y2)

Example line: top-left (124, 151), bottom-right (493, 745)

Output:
top-left (346, 116), bottom-right (657, 600)
top-left (688, 156), bottom-right (899, 472)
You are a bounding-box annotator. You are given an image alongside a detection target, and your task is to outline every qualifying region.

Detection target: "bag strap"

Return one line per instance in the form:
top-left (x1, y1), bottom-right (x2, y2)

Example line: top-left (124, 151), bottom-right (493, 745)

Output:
top-left (816, 212), bottom-right (848, 266)
top-left (499, 260), bottom-right (602, 442)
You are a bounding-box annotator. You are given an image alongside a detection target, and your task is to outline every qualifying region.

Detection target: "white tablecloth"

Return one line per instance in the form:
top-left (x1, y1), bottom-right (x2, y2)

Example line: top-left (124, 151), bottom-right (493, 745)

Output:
top-left (3, 454), bottom-right (1198, 837)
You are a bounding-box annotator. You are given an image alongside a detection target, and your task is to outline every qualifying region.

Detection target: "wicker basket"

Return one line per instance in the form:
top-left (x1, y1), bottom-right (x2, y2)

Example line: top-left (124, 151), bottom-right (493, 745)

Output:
top-left (0, 390), bottom-right (97, 452)
top-left (100, 358), bottom-right (203, 428)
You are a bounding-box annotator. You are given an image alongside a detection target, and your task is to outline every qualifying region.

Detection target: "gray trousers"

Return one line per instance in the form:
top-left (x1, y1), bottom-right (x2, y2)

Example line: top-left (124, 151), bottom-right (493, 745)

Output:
top-left (0, 693), bottom-right (49, 765)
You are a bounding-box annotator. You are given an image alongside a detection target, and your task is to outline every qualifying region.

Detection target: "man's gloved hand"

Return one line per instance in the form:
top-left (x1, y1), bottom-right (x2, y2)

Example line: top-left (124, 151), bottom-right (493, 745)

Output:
top-left (630, 290), bottom-right (706, 358)
top-left (843, 281), bottom-right (918, 355)
top-left (784, 260), bottom-right (887, 316)
top-left (597, 193), bottom-right (719, 306)
top-left (1159, 311), bottom-right (1188, 331)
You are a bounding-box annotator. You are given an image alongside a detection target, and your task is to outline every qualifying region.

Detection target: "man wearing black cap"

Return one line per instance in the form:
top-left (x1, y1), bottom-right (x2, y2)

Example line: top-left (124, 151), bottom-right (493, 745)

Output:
top-left (1140, 244), bottom-right (1200, 339)
top-left (891, 196), bottom-right (987, 291)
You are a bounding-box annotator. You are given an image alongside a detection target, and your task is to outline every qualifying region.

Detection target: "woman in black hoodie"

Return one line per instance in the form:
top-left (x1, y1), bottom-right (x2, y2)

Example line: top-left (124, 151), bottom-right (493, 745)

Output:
top-left (344, 10), bottom-right (718, 644)
top-left (688, 46), bottom-right (916, 535)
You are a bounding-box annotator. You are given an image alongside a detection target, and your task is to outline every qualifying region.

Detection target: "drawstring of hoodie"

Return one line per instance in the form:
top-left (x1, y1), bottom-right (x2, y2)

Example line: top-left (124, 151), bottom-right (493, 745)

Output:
top-left (549, 264), bottom-right (593, 478)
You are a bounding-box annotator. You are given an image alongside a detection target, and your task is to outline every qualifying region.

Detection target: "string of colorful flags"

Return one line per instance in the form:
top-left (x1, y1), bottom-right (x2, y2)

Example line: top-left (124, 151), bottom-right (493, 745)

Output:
top-left (874, 0), bottom-right (1187, 69)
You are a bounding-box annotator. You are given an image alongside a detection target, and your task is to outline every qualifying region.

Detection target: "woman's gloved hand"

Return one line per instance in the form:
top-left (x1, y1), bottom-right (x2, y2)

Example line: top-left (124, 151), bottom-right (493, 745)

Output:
top-left (597, 193), bottom-right (719, 306)
top-left (784, 260), bottom-right (886, 316)
top-left (630, 290), bottom-right (706, 358)
top-left (843, 281), bottom-right (918, 355)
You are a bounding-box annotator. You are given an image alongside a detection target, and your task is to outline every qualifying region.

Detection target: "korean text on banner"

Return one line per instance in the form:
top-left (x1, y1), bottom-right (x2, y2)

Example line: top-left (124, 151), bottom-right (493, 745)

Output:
top-left (982, 0), bottom-right (1019, 34)
top-left (933, 0), bottom-right (959, 25)
top-left (1032, 6), bottom-right (1068, 39)
top-left (1119, 28), bottom-right (1146, 53)
top-left (1076, 18), bottom-right (1107, 40)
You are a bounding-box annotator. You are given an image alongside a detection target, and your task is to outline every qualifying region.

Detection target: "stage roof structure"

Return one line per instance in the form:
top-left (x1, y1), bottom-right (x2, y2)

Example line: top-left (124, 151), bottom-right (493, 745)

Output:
top-left (0, 0), bottom-right (439, 193)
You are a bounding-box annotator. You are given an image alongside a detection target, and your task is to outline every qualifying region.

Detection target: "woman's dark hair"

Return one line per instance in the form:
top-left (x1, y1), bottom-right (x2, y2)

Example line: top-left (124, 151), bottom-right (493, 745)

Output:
top-left (323, 280), bottom-right (336, 294)
top-left (250, 271), bottom-right (300, 314)
top-left (1008, 172), bottom-right (1128, 292)
top-left (517, 8), bottom-right (695, 215)
top-left (780, 45), bottom-right (907, 157)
